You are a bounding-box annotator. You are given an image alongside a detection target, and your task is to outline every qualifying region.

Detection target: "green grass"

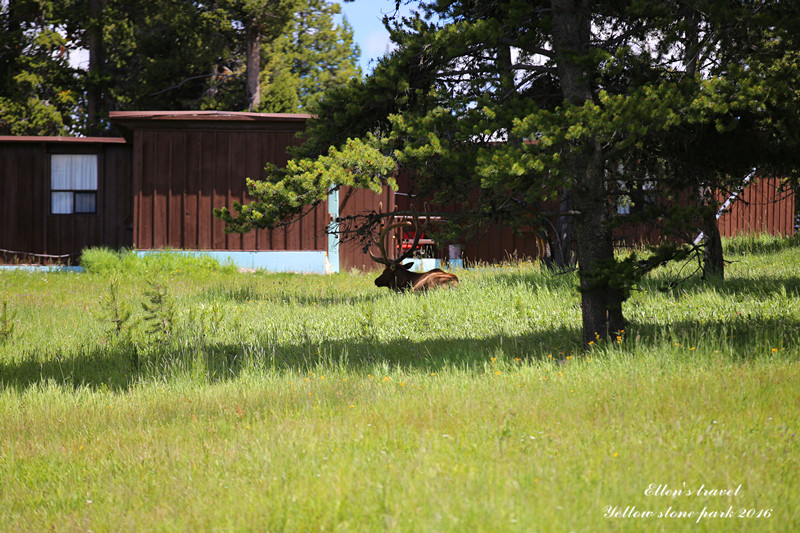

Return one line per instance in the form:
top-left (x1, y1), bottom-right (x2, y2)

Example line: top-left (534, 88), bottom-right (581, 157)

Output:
top-left (1, 236), bottom-right (799, 532)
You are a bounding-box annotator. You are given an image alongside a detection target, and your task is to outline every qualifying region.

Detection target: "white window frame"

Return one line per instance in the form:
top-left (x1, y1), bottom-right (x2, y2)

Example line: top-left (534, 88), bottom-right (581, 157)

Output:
top-left (616, 178), bottom-right (656, 216)
top-left (50, 154), bottom-right (98, 214)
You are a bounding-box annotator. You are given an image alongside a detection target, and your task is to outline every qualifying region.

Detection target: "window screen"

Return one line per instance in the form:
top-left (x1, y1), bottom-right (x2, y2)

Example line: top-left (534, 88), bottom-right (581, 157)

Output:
top-left (51, 154), bottom-right (98, 214)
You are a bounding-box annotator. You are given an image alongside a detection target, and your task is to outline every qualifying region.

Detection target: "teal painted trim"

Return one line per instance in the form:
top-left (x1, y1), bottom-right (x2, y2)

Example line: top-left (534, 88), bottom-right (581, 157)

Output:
top-left (327, 188), bottom-right (340, 273)
top-left (135, 250), bottom-right (329, 274)
top-left (0, 265), bottom-right (84, 273)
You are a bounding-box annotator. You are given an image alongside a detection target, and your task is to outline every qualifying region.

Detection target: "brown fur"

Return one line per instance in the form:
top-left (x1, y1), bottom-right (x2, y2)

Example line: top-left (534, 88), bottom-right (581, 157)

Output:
top-left (374, 262), bottom-right (459, 292)
top-left (369, 205), bottom-right (459, 292)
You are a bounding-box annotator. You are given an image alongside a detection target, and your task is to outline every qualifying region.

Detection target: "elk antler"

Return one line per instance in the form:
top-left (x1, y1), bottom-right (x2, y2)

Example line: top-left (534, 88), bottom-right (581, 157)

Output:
top-left (368, 202), bottom-right (408, 265)
top-left (396, 211), bottom-right (429, 263)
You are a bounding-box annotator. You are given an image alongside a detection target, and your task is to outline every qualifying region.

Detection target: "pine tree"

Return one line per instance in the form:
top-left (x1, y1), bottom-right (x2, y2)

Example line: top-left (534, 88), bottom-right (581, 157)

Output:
top-left (259, 0), bottom-right (361, 112)
top-left (0, 0), bottom-right (81, 135)
top-left (206, 0), bottom-right (361, 113)
top-left (216, 0), bottom-right (800, 347)
top-left (1, 0), bottom-right (361, 133)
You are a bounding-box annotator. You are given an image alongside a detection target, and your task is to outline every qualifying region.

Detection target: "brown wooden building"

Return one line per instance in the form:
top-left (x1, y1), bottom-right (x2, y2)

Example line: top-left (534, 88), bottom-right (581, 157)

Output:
top-left (0, 111), bottom-right (390, 272)
top-left (395, 173), bottom-right (795, 265)
top-left (718, 177), bottom-right (795, 236)
top-left (0, 111), bottom-right (795, 271)
top-left (0, 135), bottom-right (132, 264)
top-left (607, 176), bottom-right (795, 252)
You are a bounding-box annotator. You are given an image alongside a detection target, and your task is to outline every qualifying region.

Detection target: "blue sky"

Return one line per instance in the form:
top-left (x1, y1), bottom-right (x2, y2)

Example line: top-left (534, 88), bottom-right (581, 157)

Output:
top-left (337, 0), bottom-right (420, 74)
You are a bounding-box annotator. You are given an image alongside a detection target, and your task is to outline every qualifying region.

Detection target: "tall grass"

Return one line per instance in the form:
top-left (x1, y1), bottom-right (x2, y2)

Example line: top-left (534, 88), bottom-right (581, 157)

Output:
top-left (1, 235), bottom-right (798, 531)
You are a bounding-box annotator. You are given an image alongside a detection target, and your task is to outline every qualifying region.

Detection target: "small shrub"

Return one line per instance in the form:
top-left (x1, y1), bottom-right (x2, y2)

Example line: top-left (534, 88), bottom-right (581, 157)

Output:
top-left (0, 300), bottom-right (16, 346)
top-left (81, 247), bottom-right (236, 276)
top-left (98, 275), bottom-right (133, 337)
top-left (80, 247), bottom-right (126, 274)
top-left (134, 251), bottom-right (236, 275)
top-left (141, 276), bottom-right (176, 339)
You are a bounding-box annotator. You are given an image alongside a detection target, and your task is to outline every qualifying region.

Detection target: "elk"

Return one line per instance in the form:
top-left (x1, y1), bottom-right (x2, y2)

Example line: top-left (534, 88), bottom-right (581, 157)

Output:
top-left (369, 209), bottom-right (459, 292)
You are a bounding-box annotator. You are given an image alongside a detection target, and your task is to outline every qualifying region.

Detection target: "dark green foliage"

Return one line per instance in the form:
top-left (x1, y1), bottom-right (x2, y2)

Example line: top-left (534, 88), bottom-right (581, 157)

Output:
top-left (102, 0), bottom-right (235, 112)
top-left (215, 0), bottom-right (800, 346)
top-left (583, 242), bottom-right (694, 299)
top-left (0, 0), bottom-right (361, 134)
top-left (0, 0), bottom-right (81, 135)
top-left (245, 0), bottom-right (362, 113)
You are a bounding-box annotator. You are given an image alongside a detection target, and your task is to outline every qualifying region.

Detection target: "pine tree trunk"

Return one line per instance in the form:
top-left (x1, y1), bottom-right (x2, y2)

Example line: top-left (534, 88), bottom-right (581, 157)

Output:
top-left (1, 1), bottom-right (21, 83)
top-left (87, 0), bottom-right (105, 134)
top-left (685, 13), bottom-right (725, 278)
top-left (553, 188), bottom-right (575, 268)
top-left (543, 189), bottom-right (576, 270)
top-left (573, 144), bottom-right (624, 345)
top-left (699, 186), bottom-right (725, 279)
top-left (246, 21), bottom-right (261, 112)
top-left (550, 0), bottom-right (624, 346)
top-left (703, 223), bottom-right (724, 279)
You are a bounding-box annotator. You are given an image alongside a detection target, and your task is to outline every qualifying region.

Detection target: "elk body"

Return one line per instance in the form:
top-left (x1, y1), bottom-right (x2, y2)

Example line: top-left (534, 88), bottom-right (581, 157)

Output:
top-left (369, 210), bottom-right (459, 292)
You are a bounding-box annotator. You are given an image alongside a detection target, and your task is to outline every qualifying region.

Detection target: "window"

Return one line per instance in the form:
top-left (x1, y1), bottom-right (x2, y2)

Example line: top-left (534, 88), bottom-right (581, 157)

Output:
top-left (616, 179), bottom-right (656, 216)
top-left (51, 154), bottom-right (98, 214)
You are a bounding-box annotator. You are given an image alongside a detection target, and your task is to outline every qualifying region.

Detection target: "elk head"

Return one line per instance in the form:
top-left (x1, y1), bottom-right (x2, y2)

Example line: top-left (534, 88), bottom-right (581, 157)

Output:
top-left (369, 207), bottom-right (459, 292)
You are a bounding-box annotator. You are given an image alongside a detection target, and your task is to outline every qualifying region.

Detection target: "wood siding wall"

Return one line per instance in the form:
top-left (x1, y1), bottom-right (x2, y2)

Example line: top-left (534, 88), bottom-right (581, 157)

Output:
top-left (337, 186), bottom-right (395, 271)
top-left (392, 173), bottom-right (550, 263)
top-left (132, 127), bottom-right (328, 253)
top-left (1, 141), bottom-right (132, 264)
top-left (3, 124), bottom-right (793, 269)
top-left (718, 177), bottom-right (794, 236)
top-left (394, 173), bottom-right (795, 263)
top-left (615, 177), bottom-right (795, 246)
top-left (460, 224), bottom-right (547, 264)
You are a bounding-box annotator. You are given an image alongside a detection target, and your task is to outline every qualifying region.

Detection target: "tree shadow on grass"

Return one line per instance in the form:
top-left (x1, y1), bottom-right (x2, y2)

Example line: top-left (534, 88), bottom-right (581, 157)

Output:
top-left (3, 309), bottom-right (799, 393)
top-left (639, 273), bottom-right (800, 300)
top-left (623, 314), bottom-right (800, 359)
top-left (705, 275), bottom-right (800, 298)
top-left (0, 324), bottom-right (584, 393)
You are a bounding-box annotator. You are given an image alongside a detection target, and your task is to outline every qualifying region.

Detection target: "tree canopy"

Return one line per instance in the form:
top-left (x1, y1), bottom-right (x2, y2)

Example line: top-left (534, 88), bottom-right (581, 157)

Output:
top-left (216, 0), bottom-right (800, 347)
top-left (0, 0), bottom-right (81, 134)
top-left (0, 0), bottom-right (361, 135)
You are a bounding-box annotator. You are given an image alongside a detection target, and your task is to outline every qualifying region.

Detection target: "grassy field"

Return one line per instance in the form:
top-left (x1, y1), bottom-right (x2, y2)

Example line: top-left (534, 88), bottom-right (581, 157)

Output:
top-left (1, 237), bottom-right (798, 532)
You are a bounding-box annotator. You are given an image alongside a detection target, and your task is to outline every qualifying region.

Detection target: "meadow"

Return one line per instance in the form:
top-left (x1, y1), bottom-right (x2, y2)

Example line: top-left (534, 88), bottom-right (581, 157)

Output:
top-left (1, 236), bottom-right (798, 532)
